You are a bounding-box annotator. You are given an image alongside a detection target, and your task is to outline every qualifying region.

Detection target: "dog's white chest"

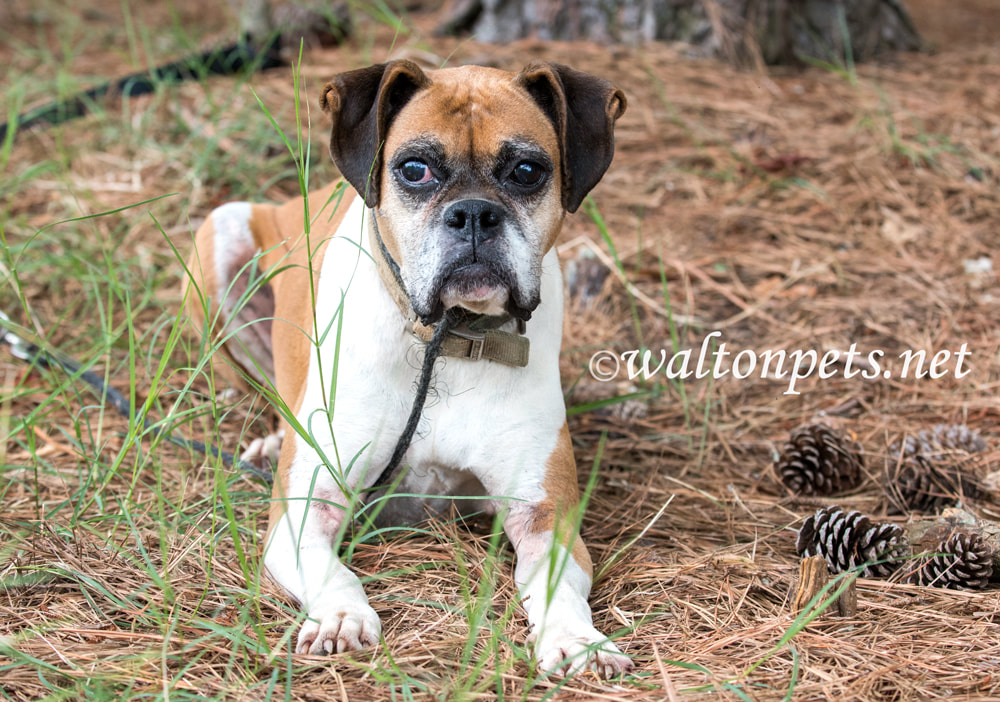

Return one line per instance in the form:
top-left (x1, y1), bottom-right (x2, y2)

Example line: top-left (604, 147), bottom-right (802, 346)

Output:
top-left (286, 199), bottom-right (566, 508)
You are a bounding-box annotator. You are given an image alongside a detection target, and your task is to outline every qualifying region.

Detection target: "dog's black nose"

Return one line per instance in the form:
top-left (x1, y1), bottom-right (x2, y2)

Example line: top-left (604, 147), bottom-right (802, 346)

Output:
top-left (443, 199), bottom-right (504, 246)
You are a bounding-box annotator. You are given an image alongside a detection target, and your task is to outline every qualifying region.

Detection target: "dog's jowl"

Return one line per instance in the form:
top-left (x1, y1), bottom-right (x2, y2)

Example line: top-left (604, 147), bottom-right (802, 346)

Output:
top-left (187, 60), bottom-right (629, 677)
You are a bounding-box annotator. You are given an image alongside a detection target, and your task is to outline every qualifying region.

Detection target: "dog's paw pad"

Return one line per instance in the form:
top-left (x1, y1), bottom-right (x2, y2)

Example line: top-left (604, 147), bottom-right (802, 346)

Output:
top-left (535, 627), bottom-right (632, 679)
top-left (295, 603), bottom-right (382, 656)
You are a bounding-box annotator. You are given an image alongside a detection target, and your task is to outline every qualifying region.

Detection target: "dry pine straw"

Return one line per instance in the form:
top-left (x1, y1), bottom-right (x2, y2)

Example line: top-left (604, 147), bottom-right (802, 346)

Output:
top-left (2, 15), bottom-right (1000, 702)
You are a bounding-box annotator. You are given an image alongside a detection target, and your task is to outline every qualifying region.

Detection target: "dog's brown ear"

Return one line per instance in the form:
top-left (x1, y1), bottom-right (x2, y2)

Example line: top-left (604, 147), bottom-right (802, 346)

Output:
top-left (320, 61), bottom-right (431, 207)
top-left (514, 62), bottom-right (626, 213)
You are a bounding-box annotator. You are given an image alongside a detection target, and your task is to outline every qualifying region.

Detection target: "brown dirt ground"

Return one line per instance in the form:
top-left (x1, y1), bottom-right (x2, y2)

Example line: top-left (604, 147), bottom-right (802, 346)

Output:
top-left (2, 1), bottom-right (1000, 700)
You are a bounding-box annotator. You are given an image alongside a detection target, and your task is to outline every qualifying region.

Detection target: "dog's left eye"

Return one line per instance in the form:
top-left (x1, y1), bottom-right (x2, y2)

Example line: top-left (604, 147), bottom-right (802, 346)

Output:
top-left (509, 161), bottom-right (545, 188)
top-left (399, 160), bottom-right (435, 185)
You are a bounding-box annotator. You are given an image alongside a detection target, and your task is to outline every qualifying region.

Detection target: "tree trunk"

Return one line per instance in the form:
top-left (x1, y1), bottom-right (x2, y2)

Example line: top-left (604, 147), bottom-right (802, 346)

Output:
top-left (229, 0), bottom-right (351, 50)
top-left (437, 0), bottom-right (923, 67)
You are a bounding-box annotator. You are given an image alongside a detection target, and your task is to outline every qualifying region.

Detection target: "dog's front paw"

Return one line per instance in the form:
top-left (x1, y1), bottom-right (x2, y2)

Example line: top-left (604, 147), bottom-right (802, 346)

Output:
top-left (534, 624), bottom-right (633, 679)
top-left (296, 602), bottom-right (382, 655)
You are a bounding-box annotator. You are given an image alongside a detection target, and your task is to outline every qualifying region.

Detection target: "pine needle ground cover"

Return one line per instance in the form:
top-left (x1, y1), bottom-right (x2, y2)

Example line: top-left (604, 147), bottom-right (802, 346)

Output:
top-left (2, 2), bottom-right (999, 700)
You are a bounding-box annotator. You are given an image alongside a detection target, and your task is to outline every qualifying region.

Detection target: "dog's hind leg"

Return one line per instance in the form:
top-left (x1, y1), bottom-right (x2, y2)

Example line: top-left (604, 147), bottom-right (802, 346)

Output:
top-left (186, 202), bottom-right (278, 391)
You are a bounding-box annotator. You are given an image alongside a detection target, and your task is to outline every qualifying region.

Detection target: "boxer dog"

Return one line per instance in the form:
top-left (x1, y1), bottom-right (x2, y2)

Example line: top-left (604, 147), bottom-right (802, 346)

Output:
top-left (187, 60), bottom-right (629, 677)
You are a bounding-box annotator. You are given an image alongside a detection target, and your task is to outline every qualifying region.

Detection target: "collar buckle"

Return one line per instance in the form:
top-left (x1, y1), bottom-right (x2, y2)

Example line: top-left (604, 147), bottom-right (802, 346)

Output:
top-left (449, 327), bottom-right (486, 361)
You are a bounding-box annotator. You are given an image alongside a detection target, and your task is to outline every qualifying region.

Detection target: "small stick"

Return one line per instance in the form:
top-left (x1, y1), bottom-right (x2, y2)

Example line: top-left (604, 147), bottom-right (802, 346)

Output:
top-left (793, 555), bottom-right (857, 617)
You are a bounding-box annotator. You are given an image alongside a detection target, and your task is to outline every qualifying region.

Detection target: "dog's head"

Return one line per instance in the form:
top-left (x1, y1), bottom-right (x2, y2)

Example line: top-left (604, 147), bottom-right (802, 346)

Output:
top-left (320, 61), bottom-right (626, 324)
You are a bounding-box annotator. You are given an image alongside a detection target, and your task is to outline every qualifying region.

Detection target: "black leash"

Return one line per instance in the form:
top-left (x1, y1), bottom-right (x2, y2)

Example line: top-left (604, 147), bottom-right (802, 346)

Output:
top-left (369, 307), bottom-right (461, 489)
top-left (0, 35), bottom-right (284, 145)
top-left (1, 321), bottom-right (273, 483)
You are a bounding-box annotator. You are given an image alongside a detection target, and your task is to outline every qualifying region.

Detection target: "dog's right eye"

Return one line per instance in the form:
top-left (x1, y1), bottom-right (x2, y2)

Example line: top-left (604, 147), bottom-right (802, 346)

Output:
top-left (399, 160), bottom-right (435, 185)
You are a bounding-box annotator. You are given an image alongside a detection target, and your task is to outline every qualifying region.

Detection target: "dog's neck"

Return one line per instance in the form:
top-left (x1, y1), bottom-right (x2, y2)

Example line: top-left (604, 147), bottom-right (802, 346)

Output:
top-left (368, 211), bottom-right (530, 367)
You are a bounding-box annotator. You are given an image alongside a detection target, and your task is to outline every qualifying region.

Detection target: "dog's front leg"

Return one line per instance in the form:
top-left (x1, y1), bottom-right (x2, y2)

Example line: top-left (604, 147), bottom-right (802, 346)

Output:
top-left (263, 438), bottom-right (381, 655)
top-left (506, 513), bottom-right (632, 678)
top-left (502, 426), bottom-right (633, 678)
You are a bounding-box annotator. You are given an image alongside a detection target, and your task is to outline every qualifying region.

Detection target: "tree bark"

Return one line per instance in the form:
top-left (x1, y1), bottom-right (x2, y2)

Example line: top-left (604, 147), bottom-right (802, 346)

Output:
top-left (437, 0), bottom-right (923, 66)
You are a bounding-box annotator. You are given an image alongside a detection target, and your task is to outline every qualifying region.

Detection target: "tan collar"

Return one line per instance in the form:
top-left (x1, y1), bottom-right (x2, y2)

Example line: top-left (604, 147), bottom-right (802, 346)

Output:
top-left (369, 214), bottom-right (530, 368)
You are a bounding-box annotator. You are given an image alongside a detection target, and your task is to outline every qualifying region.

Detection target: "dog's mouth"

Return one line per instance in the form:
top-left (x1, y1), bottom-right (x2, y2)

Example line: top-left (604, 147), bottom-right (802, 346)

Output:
top-left (439, 263), bottom-right (510, 316)
top-left (411, 249), bottom-right (539, 326)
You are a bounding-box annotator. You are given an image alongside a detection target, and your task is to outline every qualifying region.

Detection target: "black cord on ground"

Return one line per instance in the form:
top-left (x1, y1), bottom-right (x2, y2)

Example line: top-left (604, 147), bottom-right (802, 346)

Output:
top-left (2, 330), bottom-right (273, 484)
top-left (0, 35), bottom-right (285, 145)
top-left (2, 310), bottom-right (462, 490)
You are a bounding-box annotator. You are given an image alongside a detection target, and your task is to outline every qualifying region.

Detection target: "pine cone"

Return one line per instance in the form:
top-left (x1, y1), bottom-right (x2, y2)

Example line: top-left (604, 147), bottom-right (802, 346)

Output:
top-left (777, 423), bottom-right (864, 496)
top-left (885, 424), bottom-right (988, 513)
top-left (797, 505), bottom-right (906, 577)
top-left (885, 455), bottom-right (980, 513)
top-left (910, 530), bottom-right (994, 589)
top-left (890, 423), bottom-right (988, 460)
